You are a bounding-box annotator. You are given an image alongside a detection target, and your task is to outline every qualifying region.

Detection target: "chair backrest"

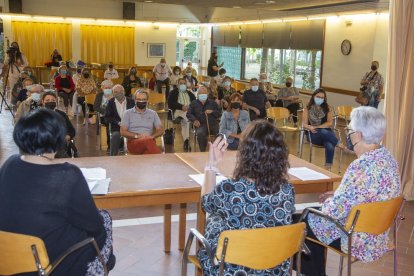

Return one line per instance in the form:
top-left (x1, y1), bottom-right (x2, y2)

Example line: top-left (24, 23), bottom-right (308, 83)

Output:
top-left (266, 107), bottom-right (290, 120)
top-left (85, 93), bottom-right (97, 105)
top-left (336, 106), bottom-right (353, 119)
top-left (344, 196), bottom-right (404, 235)
top-left (148, 91), bottom-right (166, 106)
top-left (215, 223), bottom-right (306, 270)
top-left (0, 230), bottom-right (50, 275)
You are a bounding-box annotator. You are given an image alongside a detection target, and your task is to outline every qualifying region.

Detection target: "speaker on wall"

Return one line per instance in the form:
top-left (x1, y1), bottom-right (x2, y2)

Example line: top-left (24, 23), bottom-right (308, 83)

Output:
top-left (123, 2), bottom-right (135, 20)
top-left (9, 0), bottom-right (22, 13)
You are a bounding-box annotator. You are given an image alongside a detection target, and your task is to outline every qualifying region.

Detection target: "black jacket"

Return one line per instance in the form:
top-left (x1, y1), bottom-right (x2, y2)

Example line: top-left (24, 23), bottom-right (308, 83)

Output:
top-left (104, 97), bottom-right (135, 132)
top-left (167, 88), bottom-right (196, 114)
top-left (56, 109), bottom-right (75, 139)
top-left (187, 99), bottom-right (221, 129)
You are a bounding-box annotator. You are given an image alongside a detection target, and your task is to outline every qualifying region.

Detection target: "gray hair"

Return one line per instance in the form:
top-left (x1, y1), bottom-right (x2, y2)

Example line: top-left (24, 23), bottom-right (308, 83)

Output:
top-left (29, 84), bottom-right (45, 93)
top-left (101, 79), bottom-right (114, 89)
top-left (112, 84), bottom-right (124, 94)
top-left (134, 89), bottom-right (148, 100)
top-left (349, 106), bottom-right (386, 144)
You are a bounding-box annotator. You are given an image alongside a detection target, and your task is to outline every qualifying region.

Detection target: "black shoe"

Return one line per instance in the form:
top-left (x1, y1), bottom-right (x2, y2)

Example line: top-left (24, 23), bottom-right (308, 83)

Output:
top-left (106, 253), bottom-right (116, 271)
top-left (183, 139), bottom-right (189, 151)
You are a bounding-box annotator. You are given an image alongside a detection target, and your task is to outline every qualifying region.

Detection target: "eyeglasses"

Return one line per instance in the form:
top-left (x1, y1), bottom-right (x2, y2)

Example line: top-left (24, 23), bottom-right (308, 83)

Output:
top-left (345, 127), bottom-right (356, 136)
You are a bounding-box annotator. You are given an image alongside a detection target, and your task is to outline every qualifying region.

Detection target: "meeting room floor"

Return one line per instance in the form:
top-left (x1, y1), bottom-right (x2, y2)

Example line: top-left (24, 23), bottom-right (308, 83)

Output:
top-left (1, 109), bottom-right (413, 276)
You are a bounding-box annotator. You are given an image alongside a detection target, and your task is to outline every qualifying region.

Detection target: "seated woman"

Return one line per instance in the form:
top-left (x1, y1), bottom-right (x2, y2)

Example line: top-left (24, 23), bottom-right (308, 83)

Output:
top-left (219, 93), bottom-right (250, 150)
top-left (41, 91), bottom-right (76, 158)
top-left (122, 66), bottom-right (143, 97)
top-left (183, 67), bottom-right (198, 91)
top-left (94, 80), bottom-right (114, 154)
top-left (76, 68), bottom-right (97, 125)
top-left (14, 84), bottom-right (44, 123)
top-left (55, 65), bottom-right (75, 115)
top-left (217, 76), bottom-right (236, 109)
top-left (198, 120), bottom-right (295, 275)
top-left (15, 78), bottom-right (34, 107)
top-left (104, 62), bottom-right (119, 80)
top-left (300, 106), bottom-right (401, 275)
top-left (50, 49), bottom-right (63, 67)
top-left (302, 88), bottom-right (342, 170)
top-left (0, 108), bottom-right (115, 275)
top-left (170, 66), bottom-right (182, 90)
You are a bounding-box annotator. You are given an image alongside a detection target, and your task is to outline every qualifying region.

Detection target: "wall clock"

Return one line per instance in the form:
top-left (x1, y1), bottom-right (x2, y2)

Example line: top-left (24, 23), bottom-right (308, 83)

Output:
top-left (341, 39), bottom-right (352, 55)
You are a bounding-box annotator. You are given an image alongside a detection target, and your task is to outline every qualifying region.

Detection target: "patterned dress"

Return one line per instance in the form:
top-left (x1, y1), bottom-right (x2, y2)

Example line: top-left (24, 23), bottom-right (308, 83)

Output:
top-left (308, 146), bottom-right (401, 262)
top-left (197, 178), bottom-right (295, 275)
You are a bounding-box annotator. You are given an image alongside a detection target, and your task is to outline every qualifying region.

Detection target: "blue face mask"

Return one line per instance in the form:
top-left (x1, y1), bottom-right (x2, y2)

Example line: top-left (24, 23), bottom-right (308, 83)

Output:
top-left (179, 84), bottom-right (187, 92)
top-left (31, 93), bottom-right (41, 102)
top-left (60, 69), bottom-right (67, 75)
top-left (314, 98), bottom-right (324, 105)
top-left (251, 85), bottom-right (259, 92)
top-left (198, 94), bottom-right (208, 101)
top-left (224, 81), bottom-right (231, 87)
top-left (103, 89), bottom-right (112, 95)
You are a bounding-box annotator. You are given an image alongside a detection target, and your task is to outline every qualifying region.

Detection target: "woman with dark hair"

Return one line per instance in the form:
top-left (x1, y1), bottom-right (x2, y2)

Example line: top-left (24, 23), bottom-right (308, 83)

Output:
top-left (302, 88), bottom-right (343, 170)
top-left (0, 109), bottom-right (115, 275)
top-left (50, 49), bottom-right (63, 67)
top-left (122, 66), bottom-right (143, 97)
top-left (198, 120), bottom-right (295, 275)
top-left (55, 64), bottom-right (75, 115)
top-left (170, 66), bottom-right (182, 89)
top-left (219, 93), bottom-right (250, 150)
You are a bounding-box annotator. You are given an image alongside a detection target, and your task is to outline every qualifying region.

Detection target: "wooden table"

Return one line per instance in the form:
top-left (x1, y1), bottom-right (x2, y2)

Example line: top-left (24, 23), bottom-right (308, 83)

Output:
top-left (58, 154), bottom-right (201, 253)
top-left (175, 151), bottom-right (342, 194)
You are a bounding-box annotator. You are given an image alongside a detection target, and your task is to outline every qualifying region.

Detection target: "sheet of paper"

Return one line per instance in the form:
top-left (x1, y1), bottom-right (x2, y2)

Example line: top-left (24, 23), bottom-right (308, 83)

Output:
top-left (90, 178), bottom-right (111, 195)
top-left (189, 174), bottom-right (228, 186)
top-left (80, 167), bottom-right (106, 180)
top-left (288, 167), bottom-right (329, 181)
top-left (294, 202), bottom-right (322, 213)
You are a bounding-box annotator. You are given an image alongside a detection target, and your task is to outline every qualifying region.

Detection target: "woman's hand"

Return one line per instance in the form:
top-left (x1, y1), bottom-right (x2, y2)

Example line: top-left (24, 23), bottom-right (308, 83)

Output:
top-left (319, 191), bottom-right (334, 203)
top-left (207, 136), bottom-right (228, 170)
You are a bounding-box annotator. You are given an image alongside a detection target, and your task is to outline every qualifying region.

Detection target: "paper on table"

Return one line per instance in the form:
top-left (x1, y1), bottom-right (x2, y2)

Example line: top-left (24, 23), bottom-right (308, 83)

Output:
top-left (90, 178), bottom-right (111, 195)
top-left (189, 174), bottom-right (228, 186)
top-left (80, 167), bottom-right (110, 195)
top-left (288, 167), bottom-right (329, 181)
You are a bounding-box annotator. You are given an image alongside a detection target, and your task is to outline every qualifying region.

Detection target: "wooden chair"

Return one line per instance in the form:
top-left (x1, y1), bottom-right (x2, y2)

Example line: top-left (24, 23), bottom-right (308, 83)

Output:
top-left (181, 223), bottom-right (307, 276)
top-left (299, 196), bottom-right (404, 276)
top-left (84, 93), bottom-right (97, 125)
top-left (266, 107), bottom-right (300, 132)
top-left (0, 230), bottom-right (107, 276)
top-left (335, 105), bottom-right (354, 128)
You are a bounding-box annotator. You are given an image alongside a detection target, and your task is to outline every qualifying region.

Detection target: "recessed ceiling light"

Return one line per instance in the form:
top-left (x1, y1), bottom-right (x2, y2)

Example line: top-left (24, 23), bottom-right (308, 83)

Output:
top-left (144, 0), bottom-right (153, 3)
top-left (233, 6), bottom-right (241, 8)
top-left (266, 0), bottom-right (275, 3)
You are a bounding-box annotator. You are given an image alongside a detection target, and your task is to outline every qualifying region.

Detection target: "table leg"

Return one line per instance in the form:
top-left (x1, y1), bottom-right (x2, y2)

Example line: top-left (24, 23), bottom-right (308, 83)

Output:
top-left (164, 204), bottom-right (172, 253)
top-left (179, 203), bottom-right (187, 251)
top-left (196, 202), bottom-right (206, 235)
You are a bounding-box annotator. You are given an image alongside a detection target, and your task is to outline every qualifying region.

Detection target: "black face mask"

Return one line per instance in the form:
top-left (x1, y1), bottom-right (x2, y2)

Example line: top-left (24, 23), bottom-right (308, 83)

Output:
top-left (346, 132), bottom-right (358, 151)
top-left (44, 102), bottom-right (57, 110)
top-left (286, 82), bottom-right (292, 87)
top-left (136, 101), bottom-right (147, 109)
top-left (83, 73), bottom-right (90, 78)
top-left (231, 102), bottom-right (241, 109)
top-left (109, 65), bottom-right (113, 69)
top-left (371, 65), bottom-right (377, 71)
top-left (130, 70), bottom-right (136, 75)
top-left (76, 69), bottom-right (82, 73)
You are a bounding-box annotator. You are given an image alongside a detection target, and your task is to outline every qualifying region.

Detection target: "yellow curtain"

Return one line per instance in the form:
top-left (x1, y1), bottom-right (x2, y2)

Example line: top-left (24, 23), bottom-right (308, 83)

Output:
top-left (80, 25), bottom-right (134, 66)
top-left (12, 21), bottom-right (72, 66)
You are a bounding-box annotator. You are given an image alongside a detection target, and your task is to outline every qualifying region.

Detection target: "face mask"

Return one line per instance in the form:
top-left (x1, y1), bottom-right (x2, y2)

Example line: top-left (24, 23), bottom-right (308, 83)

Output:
top-left (346, 131), bottom-right (358, 151)
top-left (224, 81), bottom-right (231, 87)
top-left (60, 69), bottom-right (67, 75)
top-left (251, 85), bottom-right (259, 92)
top-left (109, 65), bottom-right (113, 69)
top-left (44, 102), bottom-right (56, 110)
top-left (114, 93), bottom-right (125, 102)
top-left (260, 79), bottom-right (267, 83)
top-left (286, 82), bottom-right (292, 87)
top-left (174, 71), bottom-right (179, 75)
top-left (160, 63), bottom-right (166, 67)
top-left (103, 89), bottom-right (112, 95)
top-left (371, 65), bottom-right (377, 71)
top-left (31, 93), bottom-right (41, 102)
top-left (198, 94), bottom-right (208, 101)
top-left (130, 70), bottom-right (136, 74)
top-left (186, 73), bottom-right (192, 77)
top-left (205, 82), bottom-right (210, 86)
top-left (76, 69), bottom-right (82, 74)
top-left (179, 84), bottom-right (187, 92)
top-left (27, 71), bottom-right (32, 76)
top-left (231, 102), bottom-right (241, 109)
top-left (136, 101), bottom-right (147, 109)
top-left (83, 73), bottom-right (90, 78)
top-left (220, 74), bottom-right (225, 78)
top-left (314, 98), bottom-right (324, 105)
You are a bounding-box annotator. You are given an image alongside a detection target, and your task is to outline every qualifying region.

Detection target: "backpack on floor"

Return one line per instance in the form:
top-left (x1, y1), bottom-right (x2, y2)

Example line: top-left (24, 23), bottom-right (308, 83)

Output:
top-left (163, 128), bottom-right (174, 145)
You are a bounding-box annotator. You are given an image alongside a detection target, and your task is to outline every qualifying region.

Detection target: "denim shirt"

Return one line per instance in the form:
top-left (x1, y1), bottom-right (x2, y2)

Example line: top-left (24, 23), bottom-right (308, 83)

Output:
top-left (219, 110), bottom-right (250, 143)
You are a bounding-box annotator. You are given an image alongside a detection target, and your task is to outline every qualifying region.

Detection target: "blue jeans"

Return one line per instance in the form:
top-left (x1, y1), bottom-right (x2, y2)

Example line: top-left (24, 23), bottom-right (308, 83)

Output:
top-left (308, 128), bottom-right (338, 165)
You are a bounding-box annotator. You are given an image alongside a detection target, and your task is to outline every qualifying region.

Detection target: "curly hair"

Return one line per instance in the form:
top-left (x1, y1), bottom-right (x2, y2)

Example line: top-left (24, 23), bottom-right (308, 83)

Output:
top-left (233, 120), bottom-right (290, 196)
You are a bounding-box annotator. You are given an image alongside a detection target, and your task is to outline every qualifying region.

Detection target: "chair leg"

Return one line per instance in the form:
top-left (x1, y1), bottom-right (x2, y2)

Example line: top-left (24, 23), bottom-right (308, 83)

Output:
top-left (338, 256), bottom-right (344, 276)
top-left (309, 144), bottom-right (313, 163)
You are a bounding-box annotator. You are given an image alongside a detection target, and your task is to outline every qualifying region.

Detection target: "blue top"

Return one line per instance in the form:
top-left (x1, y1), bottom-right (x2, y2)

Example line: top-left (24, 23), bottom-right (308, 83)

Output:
top-left (121, 107), bottom-right (161, 135)
top-left (197, 178), bottom-right (295, 275)
top-left (219, 110), bottom-right (250, 143)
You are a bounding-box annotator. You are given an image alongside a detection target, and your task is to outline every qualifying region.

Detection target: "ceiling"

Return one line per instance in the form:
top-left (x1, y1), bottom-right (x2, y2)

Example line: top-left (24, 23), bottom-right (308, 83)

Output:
top-left (131, 0), bottom-right (380, 11)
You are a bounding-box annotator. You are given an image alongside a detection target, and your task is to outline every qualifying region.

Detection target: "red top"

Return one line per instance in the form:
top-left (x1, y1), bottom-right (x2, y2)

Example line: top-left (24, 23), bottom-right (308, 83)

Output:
top-left (54, 76), bottom-right (75, 92)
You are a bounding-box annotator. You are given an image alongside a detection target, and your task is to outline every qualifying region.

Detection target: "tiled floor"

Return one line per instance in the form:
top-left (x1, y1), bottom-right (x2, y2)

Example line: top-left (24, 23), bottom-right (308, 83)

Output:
top-left (1, 108), bottom-right (413, 276)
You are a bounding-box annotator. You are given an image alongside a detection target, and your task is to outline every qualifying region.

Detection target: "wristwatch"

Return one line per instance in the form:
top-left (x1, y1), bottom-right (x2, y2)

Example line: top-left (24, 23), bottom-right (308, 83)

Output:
top-left (134, 134), bottom-right (138, 139)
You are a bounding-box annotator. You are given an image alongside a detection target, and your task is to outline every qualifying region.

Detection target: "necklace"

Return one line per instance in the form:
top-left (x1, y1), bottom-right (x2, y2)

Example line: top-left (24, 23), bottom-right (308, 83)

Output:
top-left (38, 154), bottom-right (55, 161)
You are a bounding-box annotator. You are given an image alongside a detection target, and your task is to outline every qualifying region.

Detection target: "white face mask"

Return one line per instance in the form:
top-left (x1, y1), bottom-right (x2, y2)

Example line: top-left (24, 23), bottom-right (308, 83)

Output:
top-left (160, 63), bottom-right (166, 67)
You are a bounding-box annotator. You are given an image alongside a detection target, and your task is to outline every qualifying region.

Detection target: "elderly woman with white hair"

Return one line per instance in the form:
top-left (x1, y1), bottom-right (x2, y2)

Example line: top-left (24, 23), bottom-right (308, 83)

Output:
top-left (14, 84), bottom-right (44, 123)
top-left (299, 106), bottom-right (401, 276)
top-left (94, 80), bottom-right (114, 153)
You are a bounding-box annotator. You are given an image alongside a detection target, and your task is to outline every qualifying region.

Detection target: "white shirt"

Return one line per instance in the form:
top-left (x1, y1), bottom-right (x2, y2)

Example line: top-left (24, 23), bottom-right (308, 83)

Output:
top-left (153, 64), bottom-right (172, 81)
top-left (104, 69), bottom-right (119, 80)
top-left (115, 98), bottom-right (127, 119)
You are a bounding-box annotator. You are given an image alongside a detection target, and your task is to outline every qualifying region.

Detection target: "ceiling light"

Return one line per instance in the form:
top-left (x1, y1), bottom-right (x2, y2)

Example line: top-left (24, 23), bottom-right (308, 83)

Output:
top-left (144, 0), bottom-right (153, 3)
top-left (233, 6), bottom-right (241, 8)
top-left (265, 0), bottom-right (275, 3)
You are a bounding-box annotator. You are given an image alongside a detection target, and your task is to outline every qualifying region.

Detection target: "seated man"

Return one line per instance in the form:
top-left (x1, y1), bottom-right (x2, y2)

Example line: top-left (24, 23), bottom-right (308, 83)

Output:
top-left (187, 86), bottom-right (221, 152)
top-left (277, 77), bottom-right (301, 127)
top-left (105, 85), bottom-right (135, 156)
top-left (15, 84), bottom-right (44, 123)
top-left (242, 78), bottom-right (271, 121)
top-left (120, 89), bottom-right (164, 155)
top-left (15, 78), bottom-right (34, 107)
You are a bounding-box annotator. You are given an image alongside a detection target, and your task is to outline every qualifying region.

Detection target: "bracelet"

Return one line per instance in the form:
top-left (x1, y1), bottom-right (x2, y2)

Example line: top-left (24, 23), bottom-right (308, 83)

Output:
top-left (204, 165), bottom-right (219, 173)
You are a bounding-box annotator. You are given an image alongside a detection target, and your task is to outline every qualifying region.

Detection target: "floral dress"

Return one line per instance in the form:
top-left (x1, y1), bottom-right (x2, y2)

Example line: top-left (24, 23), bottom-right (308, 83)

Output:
top-left (197, 178), bottom-right (295, 275)
top-left (308, 146), bottom-right (401, 262)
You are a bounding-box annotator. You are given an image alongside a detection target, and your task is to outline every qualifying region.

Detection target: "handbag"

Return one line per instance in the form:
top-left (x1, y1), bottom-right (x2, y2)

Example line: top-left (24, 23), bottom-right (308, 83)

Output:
top-left (355, 91), bottom-right (369, 105)
top-left (163, 128), bottom-right (174, 145)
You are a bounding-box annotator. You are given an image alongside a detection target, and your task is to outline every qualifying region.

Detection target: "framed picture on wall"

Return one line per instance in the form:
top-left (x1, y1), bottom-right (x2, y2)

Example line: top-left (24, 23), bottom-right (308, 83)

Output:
top-left (147, 43), bottom-right (166, 58)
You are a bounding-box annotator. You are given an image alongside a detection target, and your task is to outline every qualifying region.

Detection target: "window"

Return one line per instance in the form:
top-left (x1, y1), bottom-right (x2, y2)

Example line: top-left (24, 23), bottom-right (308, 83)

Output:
top-left (176, 26), bottom-right (201, 71)
top-left (216, 46), bottom-right (242, 80)
top-left (245, 48), bottom-right (322, 90)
